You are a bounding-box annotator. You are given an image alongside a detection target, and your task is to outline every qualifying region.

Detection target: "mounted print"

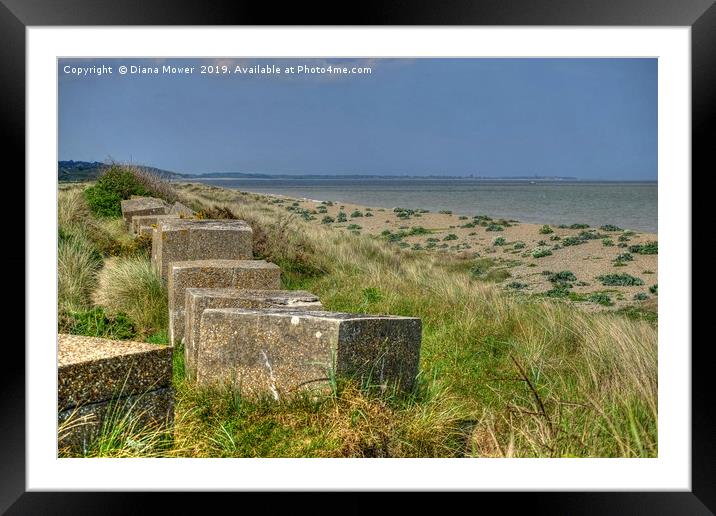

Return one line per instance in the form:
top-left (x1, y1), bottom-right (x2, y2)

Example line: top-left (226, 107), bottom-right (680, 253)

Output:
top-left (57, 56), bottom-right (658, 459)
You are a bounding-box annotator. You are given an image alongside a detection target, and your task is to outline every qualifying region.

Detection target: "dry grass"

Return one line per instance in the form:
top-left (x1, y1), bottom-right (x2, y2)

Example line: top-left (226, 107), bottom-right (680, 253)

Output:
top-left (124, 164), bottom-right (181, 204)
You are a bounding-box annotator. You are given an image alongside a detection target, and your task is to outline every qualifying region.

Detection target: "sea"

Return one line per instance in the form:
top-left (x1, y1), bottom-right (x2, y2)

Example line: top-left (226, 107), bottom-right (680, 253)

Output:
top-left (194, 178), bottom-right (658, 233)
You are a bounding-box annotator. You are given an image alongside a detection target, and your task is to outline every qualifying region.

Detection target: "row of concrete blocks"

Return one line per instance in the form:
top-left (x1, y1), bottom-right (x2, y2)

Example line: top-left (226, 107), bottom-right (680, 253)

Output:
top-left (57, 197), bottom-right (421, 451)
top-left (120, 196), bottom-right (195, 238)
top-left (127, 196), bottom-right (423, 397)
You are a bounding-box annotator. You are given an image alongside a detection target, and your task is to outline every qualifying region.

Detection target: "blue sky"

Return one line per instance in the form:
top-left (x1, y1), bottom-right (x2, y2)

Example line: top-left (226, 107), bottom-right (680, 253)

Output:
top-left (58, 58), bottom-right (657, 180)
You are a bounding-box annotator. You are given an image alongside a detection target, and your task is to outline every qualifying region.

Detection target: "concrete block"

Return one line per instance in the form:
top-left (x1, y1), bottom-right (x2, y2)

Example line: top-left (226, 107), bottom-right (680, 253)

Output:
top-left (184, 288), bottom-right (322, 380)
top-left (139, 226), bottom-right (154, 238)
top-left (151, 219), bottom-right (253, 279)
top-left (57, 334), bottom-right (174, 454)
top-left (58, 334), bottom-right (173, 410)
top-left (120, 197), bottom-right (168, 227)
top-left (131, 213), bottom-right (178, 235)
top-left (167, 260), bottom-right (281, 347)
top-left (196, 309), bottom-right (422, 398)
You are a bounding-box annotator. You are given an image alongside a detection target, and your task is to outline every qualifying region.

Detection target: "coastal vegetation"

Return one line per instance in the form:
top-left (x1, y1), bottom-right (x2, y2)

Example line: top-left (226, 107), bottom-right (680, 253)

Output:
top-left (57, 168), bottom-right (658, 458)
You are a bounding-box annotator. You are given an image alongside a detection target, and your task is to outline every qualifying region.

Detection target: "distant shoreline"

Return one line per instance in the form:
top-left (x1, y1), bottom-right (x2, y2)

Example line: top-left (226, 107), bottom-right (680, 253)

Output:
top-left (191, 176), bottom-right (657, 184)
top-left (182, 178), bottom-right (657, 233)
top-left (179, 182), bottom-right (658, 313)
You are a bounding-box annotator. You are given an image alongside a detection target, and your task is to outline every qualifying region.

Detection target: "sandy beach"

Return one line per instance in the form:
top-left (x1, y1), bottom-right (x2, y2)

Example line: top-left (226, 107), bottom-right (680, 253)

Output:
top-left (184, 184), bottom-right (658, 313)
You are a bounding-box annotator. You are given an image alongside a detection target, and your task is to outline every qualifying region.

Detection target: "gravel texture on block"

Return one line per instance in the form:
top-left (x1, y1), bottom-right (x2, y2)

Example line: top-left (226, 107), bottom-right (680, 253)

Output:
top-left (167, 260), bottom-right (281, 347)
top-left (184, 288), bottom-right (322, 380)
top-left (139, 225), bottom-right (154, 237)
top-left (58, 334), bottom-right (172, 411)
top-left (196, 308), bottom-right (422, 399)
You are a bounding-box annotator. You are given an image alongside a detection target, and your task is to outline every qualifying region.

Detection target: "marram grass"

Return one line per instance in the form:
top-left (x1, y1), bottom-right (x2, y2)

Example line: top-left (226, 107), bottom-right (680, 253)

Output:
top-left (92, 255), bottom-right (168, 335)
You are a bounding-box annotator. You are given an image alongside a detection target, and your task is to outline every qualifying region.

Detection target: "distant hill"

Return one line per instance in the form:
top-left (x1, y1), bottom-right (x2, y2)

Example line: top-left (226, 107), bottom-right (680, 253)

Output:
top-left (58, 161), bottom-right (191, 182)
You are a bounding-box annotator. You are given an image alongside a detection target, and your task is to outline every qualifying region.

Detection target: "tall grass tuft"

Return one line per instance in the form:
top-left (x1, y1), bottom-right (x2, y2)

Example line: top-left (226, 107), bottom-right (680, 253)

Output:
top-left (128, 165), bottom-right (180, 204)
top-left (92, 256), bottom-right (168, 335)
top-left (59, 395), bottom-right (175, 458)
top-left (58, 186), bottom-right (91, 229)
top-left (58, 229), bottom-right (103, 312)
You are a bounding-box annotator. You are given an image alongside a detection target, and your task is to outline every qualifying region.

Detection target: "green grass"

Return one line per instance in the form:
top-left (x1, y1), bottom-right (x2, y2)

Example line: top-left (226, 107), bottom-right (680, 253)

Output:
top-left (531, 246), bottom-right (552, 258)
top-left (588, 292), bottom-right (614, 307)
top-left (561, 236), bottom-right (584, 247)
top-left (58, 306), bottom-right (137, 340)
top-left (629, 241), bottom-right (658, 255)
top-left (597, 273), bottom-right (645, 287)
top-left (547, 271), bottom-right (577, 285)
top-left (617, 308), bottom-right (658, 325)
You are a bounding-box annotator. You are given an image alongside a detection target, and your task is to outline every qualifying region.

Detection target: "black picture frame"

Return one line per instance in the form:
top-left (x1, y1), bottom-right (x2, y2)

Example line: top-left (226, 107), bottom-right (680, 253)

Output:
top-left (6, 0), bottom-right (708, 512)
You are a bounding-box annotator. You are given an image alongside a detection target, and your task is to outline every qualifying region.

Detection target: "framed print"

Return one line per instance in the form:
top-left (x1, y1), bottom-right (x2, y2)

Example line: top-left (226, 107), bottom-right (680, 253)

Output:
top-left (6, 0), bottom-right (711, 512)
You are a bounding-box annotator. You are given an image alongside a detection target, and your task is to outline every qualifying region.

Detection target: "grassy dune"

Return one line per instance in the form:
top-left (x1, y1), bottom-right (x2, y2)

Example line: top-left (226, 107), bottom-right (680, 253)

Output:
top-left (57, 176), bottom-right (657, 458)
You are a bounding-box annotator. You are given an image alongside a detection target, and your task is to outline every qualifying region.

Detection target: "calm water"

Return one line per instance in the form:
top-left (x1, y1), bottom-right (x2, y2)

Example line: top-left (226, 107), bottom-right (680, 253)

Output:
top-left (196, 179), bottom-right (658, 233)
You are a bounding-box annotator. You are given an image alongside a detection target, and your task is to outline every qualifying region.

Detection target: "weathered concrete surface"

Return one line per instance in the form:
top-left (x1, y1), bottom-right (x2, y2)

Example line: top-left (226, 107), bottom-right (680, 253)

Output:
top-left (167, 260), bottom-right (281, 347)
top-left (184, 288), bottom-right (322, 380)
top-left (131, 213), bottom-right (178, 235)
top-left (58, 387), bottom-right (174, 455)
top-left (170, 201), bottom-right (195, 218)
top-left (196, 309), bottom-right (422, 398)
top-left (152, 219), bottom-right (253, 279)
top-left (139, 225), bottom-right (154, 238)
top-left (57, 334), bottom-right (174, 454)
top-left (58, 334), bottom-right (173, 410)
top-left (120, 197), bottom-right (169, 227)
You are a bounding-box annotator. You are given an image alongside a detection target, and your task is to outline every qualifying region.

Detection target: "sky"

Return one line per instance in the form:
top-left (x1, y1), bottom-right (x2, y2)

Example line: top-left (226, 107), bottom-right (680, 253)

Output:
top-left (58, 58), bottom-right (657, 180)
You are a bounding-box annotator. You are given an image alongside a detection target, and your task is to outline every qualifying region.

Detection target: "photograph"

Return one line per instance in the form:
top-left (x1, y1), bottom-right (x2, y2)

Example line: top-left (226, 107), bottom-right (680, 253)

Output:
top-left (56, 56), bottom-right (659, 459)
